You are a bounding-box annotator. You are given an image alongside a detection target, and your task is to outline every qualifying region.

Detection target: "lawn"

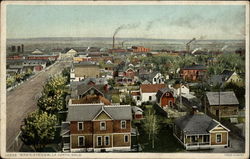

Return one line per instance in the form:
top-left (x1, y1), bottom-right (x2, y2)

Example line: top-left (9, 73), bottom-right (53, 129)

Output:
top-left (136, 104), bottom-right (184, 152)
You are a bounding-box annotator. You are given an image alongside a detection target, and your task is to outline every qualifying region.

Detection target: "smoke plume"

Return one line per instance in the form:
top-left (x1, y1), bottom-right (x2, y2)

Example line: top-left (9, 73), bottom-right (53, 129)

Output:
top-left (113, 23), bottom-right (140, 37)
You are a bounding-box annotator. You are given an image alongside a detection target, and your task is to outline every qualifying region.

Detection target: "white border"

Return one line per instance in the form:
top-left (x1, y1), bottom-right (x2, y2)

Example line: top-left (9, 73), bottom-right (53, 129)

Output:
top-left (0, 1), bottom-right (249, 159)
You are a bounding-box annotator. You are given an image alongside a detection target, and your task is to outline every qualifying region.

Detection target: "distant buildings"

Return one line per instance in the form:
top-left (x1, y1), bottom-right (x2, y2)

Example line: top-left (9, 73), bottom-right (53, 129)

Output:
top-left (132, 46), bottom-right (150, 53)
top-left (70, 62), bottom-right (100, 82)
top-left (209, 70), bottom-right (243, 86)
top-left (180, 64), bottom-right (207, 81)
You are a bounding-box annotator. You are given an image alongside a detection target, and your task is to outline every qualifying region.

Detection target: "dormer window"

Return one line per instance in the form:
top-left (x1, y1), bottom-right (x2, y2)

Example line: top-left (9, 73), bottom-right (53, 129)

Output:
top-left (100, 121), bottom-right (106, 130)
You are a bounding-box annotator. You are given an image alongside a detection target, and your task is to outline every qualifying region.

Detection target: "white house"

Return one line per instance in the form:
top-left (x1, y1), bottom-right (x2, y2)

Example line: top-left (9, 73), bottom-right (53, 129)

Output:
top-left (169, 84), bottom-right (190, 97)
top-left (140, 84), bottom-right (166, 103)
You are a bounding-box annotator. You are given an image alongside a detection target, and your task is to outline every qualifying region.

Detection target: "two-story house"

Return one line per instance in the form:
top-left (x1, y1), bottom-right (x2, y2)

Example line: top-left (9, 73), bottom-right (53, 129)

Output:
top-left (180, 64), bottom-right (207, 81)
top-left (140, 84), bottom-right (166, 103)
top-left (61, 104), bottom-right (132, 152)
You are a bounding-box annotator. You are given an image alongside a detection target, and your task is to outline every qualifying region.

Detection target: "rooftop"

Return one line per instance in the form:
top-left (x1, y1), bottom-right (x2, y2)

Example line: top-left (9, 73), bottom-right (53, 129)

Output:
top-left (174, 113), bottom-right (221, 135)
top-left (140, 84), bottom-right (166, 93)
top-left (66, 105), bottom-right (132, 121)
top-left (206, 91), bottom-right (239, 106)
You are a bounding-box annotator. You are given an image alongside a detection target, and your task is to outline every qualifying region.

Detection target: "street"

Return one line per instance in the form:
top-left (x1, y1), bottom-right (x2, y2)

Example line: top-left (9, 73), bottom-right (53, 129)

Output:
top-left (6, 60), bottom-right (70, 151)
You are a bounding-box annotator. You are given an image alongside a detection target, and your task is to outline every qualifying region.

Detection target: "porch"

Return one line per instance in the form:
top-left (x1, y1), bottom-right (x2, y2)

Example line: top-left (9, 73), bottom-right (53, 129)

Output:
top-left (185, 134), bottom-right (211, 150)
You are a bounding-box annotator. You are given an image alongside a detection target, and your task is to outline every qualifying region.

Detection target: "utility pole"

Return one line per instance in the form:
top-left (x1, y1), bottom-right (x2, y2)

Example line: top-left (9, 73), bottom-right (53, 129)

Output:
top-left (180, 82), bottom-right (182, 111)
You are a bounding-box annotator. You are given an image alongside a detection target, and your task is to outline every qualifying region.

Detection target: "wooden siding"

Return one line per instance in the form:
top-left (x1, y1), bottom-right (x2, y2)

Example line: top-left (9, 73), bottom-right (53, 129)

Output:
top-left (209, 105), bottom-right (238, 118)
top-left (210, 132), bottom-right (227, 145)
top-left (95, 111), bottom-right (112, 120)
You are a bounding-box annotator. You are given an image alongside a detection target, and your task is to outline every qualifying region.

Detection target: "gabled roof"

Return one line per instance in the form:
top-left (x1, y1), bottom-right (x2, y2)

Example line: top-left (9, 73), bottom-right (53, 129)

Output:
top-left (221, 70), bottom-right (235, 77)
top-left (156, 87), bottom-right (173, 103)
top-left (140, 84), bottom-right (166, 93)
top-left (66, 105), bottom-right (132, 121)
top-left (206, 91), bottom-right (239, 106)
top-left (174, 113), bottom-right (228, 135)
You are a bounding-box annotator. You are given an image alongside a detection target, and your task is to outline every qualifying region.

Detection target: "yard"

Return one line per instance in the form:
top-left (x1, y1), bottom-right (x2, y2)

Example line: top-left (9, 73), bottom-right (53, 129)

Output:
top-left (135, 104), bottom-right (184, 152)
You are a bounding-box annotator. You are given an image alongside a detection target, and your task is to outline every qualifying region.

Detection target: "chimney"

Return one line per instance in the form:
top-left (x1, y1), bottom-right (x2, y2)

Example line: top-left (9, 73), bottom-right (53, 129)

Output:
top-left (21, 44), bottom-right (24, 53)
top-left (191, 106), bottom-right (199, 115)
top-left (113, 36), bottom-right (115, 49)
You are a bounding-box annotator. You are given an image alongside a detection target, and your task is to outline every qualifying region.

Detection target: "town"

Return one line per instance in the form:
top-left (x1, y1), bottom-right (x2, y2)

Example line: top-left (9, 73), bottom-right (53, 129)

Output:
top-left (6, 37), bottom-right (245, 153)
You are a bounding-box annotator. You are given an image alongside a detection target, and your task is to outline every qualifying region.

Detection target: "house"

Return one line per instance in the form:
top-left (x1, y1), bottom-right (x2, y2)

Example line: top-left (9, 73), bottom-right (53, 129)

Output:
top-left (139, 72), bottom-right (165, 84)
top-left (180, 64), bottom-right (207, 81)
top-left (209, 70), bottom-right (243, 86)
top-left (70, 62), bottom-right (100, 82)
top-left (140, 84), bottom-right (166, 103)
top-left (70, 84), bottom-right (109, 100)
top-left (131, 91), bottom-right (141, 106)
top-left (173, 107), bottom-right (230, 150)
top-left (156, 87), bottom-right (175, 109)
top-left (169, 84), bottom-right (190, 97)
top-left (61, 104), bottom-right (132, 152)
top-left (206, 91), bottom-right (239, 118)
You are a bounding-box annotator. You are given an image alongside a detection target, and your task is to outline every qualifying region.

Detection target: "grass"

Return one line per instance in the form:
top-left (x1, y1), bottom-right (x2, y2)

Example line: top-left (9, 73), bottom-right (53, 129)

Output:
top-left (136, 104), bottom-right (184, 152)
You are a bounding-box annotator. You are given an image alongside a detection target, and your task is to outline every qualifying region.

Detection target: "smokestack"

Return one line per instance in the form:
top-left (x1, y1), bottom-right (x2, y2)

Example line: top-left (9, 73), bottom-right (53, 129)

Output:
top-left (21, 44), bottom-right (24, 53)
top-left (113, 36), bottom-right (115, 49)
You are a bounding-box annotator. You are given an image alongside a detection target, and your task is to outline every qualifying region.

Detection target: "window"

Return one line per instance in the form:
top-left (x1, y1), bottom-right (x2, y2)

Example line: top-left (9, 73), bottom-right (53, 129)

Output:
top-left (137, 96), bottom-right (140, 100)
top-left (78, 136), bottom-right (85, 146)
top-left (154, 78), bottom-right (156, 82)
top-left (100, 121), bottom-right (106, 130)
top-left (78, 122), bottom-right (84, 131)
top-left (216, 134), bottom-right (222, 143)
top-left (121, 120), bottom-right (126, 129)
top-left (124, 135), bottom-right (129, 143)
top-left (149, 96), bottom-right (152, 101)
top-left (104, 136), bottom-right (110, 146)
top-left (203, 135), bottom-right (209, 143)
top-left (97, 136), bottom-right (102, 146)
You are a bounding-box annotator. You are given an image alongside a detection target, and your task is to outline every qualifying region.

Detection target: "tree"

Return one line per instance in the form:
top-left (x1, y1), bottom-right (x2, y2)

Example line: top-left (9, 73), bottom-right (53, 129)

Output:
top-left (6, 76), bottom-right (15, 88)
top-left (143, 110), bottom-right (160, 149)
top-left (20, 110), bottom-right (57, 151)
top-left (37, 75), bottom-right (67, 114)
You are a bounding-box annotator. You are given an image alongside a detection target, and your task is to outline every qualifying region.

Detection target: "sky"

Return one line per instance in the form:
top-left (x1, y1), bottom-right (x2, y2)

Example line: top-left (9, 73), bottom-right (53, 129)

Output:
top-left (7, 5), bottom-right (246, 40)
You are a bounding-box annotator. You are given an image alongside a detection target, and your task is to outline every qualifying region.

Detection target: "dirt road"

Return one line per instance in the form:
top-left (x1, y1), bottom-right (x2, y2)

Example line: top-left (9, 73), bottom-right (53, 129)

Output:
top-left (6, 61), bottom-right (70, 151)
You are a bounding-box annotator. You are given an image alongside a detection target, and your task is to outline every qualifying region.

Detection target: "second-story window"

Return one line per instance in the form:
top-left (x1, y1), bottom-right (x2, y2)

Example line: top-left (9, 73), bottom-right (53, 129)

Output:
top-left (78, 122), bottom-right (84, 131)
top-left (121, 120), bottom-right (126, 129)
top-left (100, 121), bottom-right (106, 130)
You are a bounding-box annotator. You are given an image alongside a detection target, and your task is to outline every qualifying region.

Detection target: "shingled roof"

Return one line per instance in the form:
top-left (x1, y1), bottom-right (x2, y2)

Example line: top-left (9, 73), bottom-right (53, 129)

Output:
top-left (206, 91), bottom-right (239, 106)
top-left (140, 84), bottom-right (166, 93)
top-left (66, 105), bottom-right (132, 121)
top-left (174, 113), bottom-right (219, 135)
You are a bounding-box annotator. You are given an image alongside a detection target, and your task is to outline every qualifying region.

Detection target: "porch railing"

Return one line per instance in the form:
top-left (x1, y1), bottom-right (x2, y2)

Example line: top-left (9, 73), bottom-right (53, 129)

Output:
top-left (187, 142), bottom-right (209, 146)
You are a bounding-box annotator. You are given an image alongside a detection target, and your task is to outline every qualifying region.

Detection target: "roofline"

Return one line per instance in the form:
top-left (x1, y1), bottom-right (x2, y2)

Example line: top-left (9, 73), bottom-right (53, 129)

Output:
top-left (79, 86), bottom-right (104, 97)
top-left (92, 106), bottom-right (114, 121)
top-left (209, 119), bottom-right (230, 132)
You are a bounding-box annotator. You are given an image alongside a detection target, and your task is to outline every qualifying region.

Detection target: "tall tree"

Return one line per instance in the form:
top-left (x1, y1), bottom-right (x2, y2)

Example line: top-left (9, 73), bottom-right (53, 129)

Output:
top-left (20, 110), bottom-right (57, 151)
top-left (143, 110), bottom-right (160, 149)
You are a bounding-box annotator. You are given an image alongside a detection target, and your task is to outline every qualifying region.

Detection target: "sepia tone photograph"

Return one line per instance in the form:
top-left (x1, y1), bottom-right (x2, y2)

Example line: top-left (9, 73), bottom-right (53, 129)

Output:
top-left (0, 1), bottom-right (249, 159)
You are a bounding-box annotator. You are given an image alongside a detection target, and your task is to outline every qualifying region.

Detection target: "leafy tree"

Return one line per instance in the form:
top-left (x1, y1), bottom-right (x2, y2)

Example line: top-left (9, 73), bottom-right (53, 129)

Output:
top-left (6, 76), bottom-right (16, 88)
top-left (37, 75), bottom-right (67, 114)
top-left (20, 110), bottom-right (57, 151)
top-left (143, 110), bottom-right (160, 149)
top-left (62, 67), bottom-right (70, 84)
